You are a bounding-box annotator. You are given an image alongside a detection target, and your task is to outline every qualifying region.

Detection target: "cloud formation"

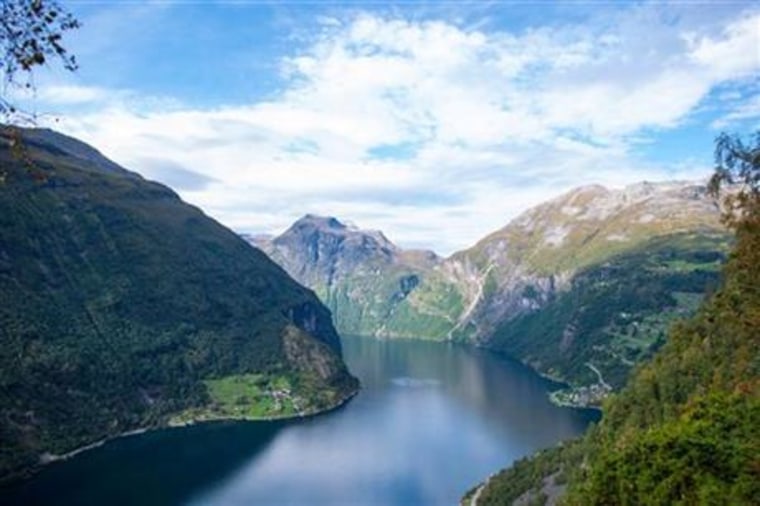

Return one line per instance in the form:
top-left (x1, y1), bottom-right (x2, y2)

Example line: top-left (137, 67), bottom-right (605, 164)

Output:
top-left (38, 4), bottom-right (760, 254)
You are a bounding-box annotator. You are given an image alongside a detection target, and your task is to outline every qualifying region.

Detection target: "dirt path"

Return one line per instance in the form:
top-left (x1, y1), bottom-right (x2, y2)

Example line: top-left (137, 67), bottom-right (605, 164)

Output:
top-left (469, 475), bottom-right (491, 506)
top-left (586, 362), bottom-right (610, 389)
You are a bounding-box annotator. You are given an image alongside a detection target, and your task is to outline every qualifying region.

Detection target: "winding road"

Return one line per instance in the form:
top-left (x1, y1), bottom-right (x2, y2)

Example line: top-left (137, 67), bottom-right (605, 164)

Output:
top-left (447, 263), bottom-right (495, 339)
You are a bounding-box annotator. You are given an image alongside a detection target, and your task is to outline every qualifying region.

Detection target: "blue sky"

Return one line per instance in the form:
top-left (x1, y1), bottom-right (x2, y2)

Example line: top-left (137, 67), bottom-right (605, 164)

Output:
top-left (16, 0), bottom-right (760, 254)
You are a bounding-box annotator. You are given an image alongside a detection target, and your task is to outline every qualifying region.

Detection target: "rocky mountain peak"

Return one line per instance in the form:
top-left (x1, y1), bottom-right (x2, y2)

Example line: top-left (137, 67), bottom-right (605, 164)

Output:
top-left (249, 215), bottom-right (403, 292)
top-left (272, 215), bottom-right (397, 255)
top-left (291, 214), bottom-right (348, 232)
top-left (248, 178), bottom-right (727, 344)
top-left (465, 181), bottom-right (722, 272)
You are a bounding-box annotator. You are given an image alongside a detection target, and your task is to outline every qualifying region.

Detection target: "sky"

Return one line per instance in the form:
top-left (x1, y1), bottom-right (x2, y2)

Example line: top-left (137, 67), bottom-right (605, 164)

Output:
top-left (11, 0), bottom-right (760, 255)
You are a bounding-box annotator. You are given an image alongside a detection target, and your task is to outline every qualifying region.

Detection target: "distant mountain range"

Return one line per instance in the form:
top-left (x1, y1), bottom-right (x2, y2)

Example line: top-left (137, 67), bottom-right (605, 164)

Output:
top-left (0, 127), bottom-right (358, 483)
top-left (250, 181), bottom-right (730, 394)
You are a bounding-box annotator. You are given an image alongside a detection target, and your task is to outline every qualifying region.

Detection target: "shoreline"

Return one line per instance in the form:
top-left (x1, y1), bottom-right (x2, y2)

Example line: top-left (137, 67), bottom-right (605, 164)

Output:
top-left (355, 334), bottom-right (606, 411)
top-left (475, 342), bottom-right (606, 411)
top-left (37, 385), bottom-right (359, 466)
top-left (168, 385), bottom-right (360, 427)
top-left (38, 427), bottom-right (151, 465)
top-left (548, 393), bottom-right (604, 412)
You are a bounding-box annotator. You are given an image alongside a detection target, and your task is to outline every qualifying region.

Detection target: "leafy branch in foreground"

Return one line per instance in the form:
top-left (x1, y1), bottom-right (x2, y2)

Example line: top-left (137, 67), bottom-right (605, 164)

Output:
top-left (1, 0), bottom-right (80, 118)
top-left (709, 131), bottom-right (760, 226)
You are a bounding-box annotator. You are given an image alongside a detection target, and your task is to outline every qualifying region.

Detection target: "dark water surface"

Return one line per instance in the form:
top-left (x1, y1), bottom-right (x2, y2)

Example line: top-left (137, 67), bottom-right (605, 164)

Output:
top-left (3, 337), bottom-right (598, 506)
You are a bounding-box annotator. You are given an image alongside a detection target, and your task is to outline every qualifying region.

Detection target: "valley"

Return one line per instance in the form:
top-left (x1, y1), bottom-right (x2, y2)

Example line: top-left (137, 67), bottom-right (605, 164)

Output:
top-left (249, 181), bottom-right (730, 406)
top-left (1, 126), bottom-right (755, 506)
top-left (2, 2), bottom-right (758, 504)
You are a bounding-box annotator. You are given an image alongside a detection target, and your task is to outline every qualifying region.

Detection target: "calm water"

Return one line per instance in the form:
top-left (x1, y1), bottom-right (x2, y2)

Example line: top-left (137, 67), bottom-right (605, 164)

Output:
top-left (3, 337), bottom-right (598, 506)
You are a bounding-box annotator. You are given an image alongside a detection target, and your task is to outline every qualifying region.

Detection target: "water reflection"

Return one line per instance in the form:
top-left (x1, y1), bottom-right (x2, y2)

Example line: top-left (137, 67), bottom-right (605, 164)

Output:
top-left (3, 421), bottom-right (285, 506)
top-left (1, 337), bottom-right (597, 506)
top-left (190, 337), bottom-right (596, 506)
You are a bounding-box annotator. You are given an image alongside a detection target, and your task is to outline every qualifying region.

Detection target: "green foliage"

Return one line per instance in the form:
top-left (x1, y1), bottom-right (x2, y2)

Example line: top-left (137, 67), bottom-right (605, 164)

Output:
top-left (1, 0), bottom-right (80, 118)
top-left (709, 132), bottom-right (760, 201)
top-left (0, 129), bottom-right (357, 483)
top-left (381, 276), bottom-right (464, 339)
top-left (490, 233), bottom-right (728, 390)
top-left (168, 371), bottom-right (339, 421)
top-left (476, 132), bottom-right (760, 506)
top-left (565, 182), bottom-right (760, 504)
top-left (572, 394), bottom-right (760, 505)
top-left (319, 264), bottom-right (463, 340)
top-left (467, 445), bottom-right (567, 506)
top-left (463, 438), bottom-right (599, 506)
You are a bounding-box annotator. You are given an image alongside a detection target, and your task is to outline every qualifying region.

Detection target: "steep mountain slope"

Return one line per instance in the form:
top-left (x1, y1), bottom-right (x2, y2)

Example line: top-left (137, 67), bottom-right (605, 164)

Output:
top-left (464, 174), bottom-right (759, 506)
top-left (251, 182), bottom-right (729, 396)
top-left (462, 183), bottom-right (728, 399)
top-left (450, 182), bottom-right (726, 338)
top-left (489, 232), bottom-right (726, 396)
top-left (0, 128), bottom-right (358, 483)
top-left (250, 215), bottom-right (452, 338)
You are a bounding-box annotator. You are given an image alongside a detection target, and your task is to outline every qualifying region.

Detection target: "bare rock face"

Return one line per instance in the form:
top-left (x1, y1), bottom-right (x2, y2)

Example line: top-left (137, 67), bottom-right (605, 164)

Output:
top-left (251, 215), bottom-right (447, 338)
top-left (260, 214), bottom-right (400, 289)
top-left (250, 181), bottom-right (727, 346)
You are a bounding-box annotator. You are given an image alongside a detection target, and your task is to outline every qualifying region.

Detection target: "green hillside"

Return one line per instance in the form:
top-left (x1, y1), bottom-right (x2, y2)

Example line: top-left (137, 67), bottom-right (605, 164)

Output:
top-left (464, 135), bottom-right (760, 505)
top-left (0, 128), bottom-right (358, 483)
top-left (488, 232), bottom-right (729, 402)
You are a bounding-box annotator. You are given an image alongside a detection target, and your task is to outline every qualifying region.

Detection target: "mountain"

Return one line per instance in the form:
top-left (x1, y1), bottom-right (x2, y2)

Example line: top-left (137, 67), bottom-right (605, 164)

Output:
top-left (251, 214), bottom-right (445, 338)
top-left (463, 180), bottom-right (760, 506)
top-left (0, 127), bottom-right (358, 483)
top-left (250, 181), bottom-right (729, 399)
top-left (472, 183), bottom-right (729, 394)
top-left (449, 182), bottom-right (726, 336)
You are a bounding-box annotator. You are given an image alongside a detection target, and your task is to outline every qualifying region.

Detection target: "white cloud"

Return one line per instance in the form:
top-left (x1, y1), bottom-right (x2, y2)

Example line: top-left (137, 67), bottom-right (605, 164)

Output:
top-left (36, 85), bottom-right (111, 104)
top-left (689, 14), bottom-right (760, 79)
top-left (39, 5), bottom-right (760, 255)
top-left (712, 94), bottom-right (760, 129)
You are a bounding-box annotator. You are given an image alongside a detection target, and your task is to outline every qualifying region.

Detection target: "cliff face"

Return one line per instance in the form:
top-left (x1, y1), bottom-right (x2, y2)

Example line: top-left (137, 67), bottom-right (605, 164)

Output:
top-left (0, 127), bottom-right (357, 482)
top-left (251, 214), bottom-right (447, 338)
top-left (285, 299), bottom-right (343, 355)
top-left (250, 181), bottom-right (729, 391)
top-left (450, 182), bottom-right (726, 336)
top-left (449, 182), bottom-right (729, 391)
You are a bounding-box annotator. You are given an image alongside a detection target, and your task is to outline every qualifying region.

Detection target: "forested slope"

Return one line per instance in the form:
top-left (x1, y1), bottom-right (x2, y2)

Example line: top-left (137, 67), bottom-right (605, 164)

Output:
top-left (465, 134), bottom-right (760, 505)
top-left (489, 232), bottom-right (727, 398)
top-left (0, 128), bottom-right (358, 483)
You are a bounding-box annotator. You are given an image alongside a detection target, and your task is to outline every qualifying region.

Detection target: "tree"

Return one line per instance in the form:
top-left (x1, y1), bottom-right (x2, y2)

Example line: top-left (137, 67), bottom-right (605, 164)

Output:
top-left (708, 131), bottom-right (760, 226)
top-left (1, 0), bottom-right (80, 120)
